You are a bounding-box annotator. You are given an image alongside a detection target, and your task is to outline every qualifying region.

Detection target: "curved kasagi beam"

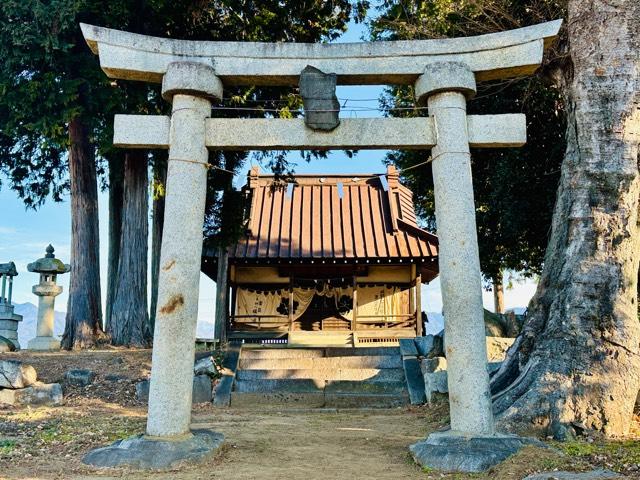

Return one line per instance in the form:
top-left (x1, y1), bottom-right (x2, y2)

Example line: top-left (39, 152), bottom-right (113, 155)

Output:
top-left (80, 20), bottom-right (561, 86)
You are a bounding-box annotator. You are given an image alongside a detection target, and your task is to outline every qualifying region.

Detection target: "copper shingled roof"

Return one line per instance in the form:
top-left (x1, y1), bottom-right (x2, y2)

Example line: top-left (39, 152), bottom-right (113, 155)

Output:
top-left (229, 165), bottom-right (439, 266)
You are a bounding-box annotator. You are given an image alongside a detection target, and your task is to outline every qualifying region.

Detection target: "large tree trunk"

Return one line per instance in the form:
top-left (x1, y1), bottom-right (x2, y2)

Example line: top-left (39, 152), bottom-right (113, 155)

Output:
top-left (62, 117), bottom-right (103, 350)
top-left (149, 157), bottom-right (167, 333)
top-left (493, 273), bottom-right (505, 314)
top-left (105, 155), bottom-right (124, 332)
top-left (214, 246), bottom-right (229, 343)
top-left (108, 150), bottom-right (151, 346)
top-left (491, 0), bottom-right (640, 439)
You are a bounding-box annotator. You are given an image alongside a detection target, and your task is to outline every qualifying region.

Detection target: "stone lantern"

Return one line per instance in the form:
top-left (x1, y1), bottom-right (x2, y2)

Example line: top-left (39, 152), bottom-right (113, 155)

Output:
top-left (27, 245), bottom-right (70, 351)
top-left (0, 261), bottom-right (22, 349)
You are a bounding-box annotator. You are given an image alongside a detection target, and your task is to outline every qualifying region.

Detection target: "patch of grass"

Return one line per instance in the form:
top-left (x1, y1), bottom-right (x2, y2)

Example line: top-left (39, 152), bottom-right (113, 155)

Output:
top-left (556, 439), bottom-right (640, 473)
top-left (38, 425), bottom-right (74, 443)
top-left (107, 428), bottom-right (139, 442)
top-left (0, 440), bottom-right (16, 454)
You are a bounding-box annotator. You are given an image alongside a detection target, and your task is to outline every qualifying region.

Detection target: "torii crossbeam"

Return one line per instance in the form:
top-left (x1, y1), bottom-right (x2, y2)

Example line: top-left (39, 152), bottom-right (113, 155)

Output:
top-left (80, 20), bottom-right (561, 472)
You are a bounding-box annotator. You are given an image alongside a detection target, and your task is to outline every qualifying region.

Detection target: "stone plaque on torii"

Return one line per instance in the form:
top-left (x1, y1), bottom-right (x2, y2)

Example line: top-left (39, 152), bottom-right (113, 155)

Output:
top-left (80, 20), bottom-right (561, 471)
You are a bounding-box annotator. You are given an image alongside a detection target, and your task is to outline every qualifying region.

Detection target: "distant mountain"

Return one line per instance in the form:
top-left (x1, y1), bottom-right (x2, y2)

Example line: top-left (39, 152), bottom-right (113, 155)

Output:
top-left (13, 302), bottom-right (66, 346)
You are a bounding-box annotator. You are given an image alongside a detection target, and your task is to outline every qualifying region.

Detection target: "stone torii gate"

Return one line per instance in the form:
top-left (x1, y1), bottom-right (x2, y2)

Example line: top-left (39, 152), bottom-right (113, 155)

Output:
top-left (80, 20), bottom-right (561, 471)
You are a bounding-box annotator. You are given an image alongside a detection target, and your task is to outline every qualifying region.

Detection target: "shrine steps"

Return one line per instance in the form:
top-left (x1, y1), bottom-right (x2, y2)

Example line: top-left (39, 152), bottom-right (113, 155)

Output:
top-left (229, 346), bottom-right (409, 409)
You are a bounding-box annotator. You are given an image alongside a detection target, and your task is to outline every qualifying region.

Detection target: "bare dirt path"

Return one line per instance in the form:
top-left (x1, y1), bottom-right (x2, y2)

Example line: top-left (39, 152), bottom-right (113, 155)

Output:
top-left (1, 350), bottom-right (638, 480)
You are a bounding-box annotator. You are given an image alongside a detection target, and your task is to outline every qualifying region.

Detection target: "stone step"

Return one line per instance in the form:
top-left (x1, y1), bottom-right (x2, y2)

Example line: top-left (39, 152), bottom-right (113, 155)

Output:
top-left (238, 355), bottom-right (402, 371)
top-left (325, 380), bottom-right (406, 395)
top-left (234, 378), bottom-right (406, 395)
top-left (234, 378), bottom-right (324, 393)
top-left (240, 346), bottom-right (400, 359)
top-left (230, 391), bottom-right (326, 408)
top-left (229, 391), bottom-right (408, 409)
top-left (236, 367), bottom-right (405, 382)
top-left (288, 331), bottom-right (353, 347)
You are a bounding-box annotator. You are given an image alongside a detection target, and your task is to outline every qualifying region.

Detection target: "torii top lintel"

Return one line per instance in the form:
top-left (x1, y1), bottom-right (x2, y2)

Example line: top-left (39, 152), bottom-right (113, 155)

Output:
top-left (80, 20), bottom-right (561, 87)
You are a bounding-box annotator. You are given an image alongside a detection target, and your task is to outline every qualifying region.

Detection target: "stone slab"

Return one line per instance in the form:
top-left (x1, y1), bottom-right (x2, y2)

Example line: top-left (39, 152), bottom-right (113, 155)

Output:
top-left (0, 382), bottom-right (62, 406)
top-left (65, 369), bottom-right (96, 387)
top-left (240, 348), bottom-right (326, 359)
top-left (325, 380), bottom-right (406, 395)
top-left (82, 429), bottom-right (224, 470)
top-left (114, 115), bottom-right (526, 151)
top-left (402, 357), bottom-right (426, 405)
top-left (414, 335), bottom-right (436, 357)
top-left (422, 357), bottom-right (447, 374)
top-left (137, 376), bottom-right (212, 404)
top-left (192, 375), bottom-right (212, 403)
top-left (212, 343), bottom-right (241, 407)
top-left (234, 378), bottom-right (325, 393)
top-left (299, 65), bottom-right (340, 131)
top-left (410, 433), bottom-right (545, 473)
top-left (423, 370), bottom-right (448, 402)
top-left (27, 336), bottom-right (60, 351)
top-left (230, 391), bottom-right (326, 408)
top-left (0, 360), bottom-right (37, 389)
top-left (81, 20), bottom-right (562, 85)
top-left (235, 367), bottom-right (404, 382)
top-left (239, 355), bottom-right (402, 370)
top-left (522, 470), bottom-right (623, 479)
top-left (399, 338), bottom-right (418, 357)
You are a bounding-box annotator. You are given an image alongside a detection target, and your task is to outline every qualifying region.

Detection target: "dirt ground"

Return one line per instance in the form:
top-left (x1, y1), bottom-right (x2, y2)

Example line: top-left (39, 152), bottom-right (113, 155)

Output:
top-left (1, 350), bottom-right (639, 480)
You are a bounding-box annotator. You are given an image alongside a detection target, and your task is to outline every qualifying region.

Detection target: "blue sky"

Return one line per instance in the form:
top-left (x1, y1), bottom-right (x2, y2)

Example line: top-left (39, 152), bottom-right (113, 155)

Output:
top-left (0, 18), bottom-right (537, 338)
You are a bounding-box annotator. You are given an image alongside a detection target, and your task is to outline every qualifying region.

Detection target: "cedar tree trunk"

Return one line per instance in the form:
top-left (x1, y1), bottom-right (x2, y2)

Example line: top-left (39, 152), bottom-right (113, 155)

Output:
top-left (150, 158), bottom-right (167, 333)
top-left (214, 246), bottom-right (229, 343)
top-left (491, 0), bottom-right (640, 439)
top-left (108, 150), bottom-right (151, 346)
top-left (105, 155), bottom-right (124, 332)
top-left (62, 117), bottom-right (103, 349)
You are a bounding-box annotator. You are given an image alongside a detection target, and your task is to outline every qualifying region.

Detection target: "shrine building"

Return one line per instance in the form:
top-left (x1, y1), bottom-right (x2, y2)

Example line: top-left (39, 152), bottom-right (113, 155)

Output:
top-left (202, 165), bottom-right (439, 347)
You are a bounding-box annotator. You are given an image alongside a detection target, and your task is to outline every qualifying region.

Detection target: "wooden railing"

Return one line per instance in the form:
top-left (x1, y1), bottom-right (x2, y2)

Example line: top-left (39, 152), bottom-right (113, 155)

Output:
top-left (230, 313), bottom-right (417, 333)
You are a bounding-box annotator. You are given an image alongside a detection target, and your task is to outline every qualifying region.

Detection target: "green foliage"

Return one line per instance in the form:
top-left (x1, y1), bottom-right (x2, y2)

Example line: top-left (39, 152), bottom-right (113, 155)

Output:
top-left (0, 439), bottom-right (17, 454)
top-left (0, 0), bottom-right (365, 212)
top-left (370, 0), bottom-right (567, 283)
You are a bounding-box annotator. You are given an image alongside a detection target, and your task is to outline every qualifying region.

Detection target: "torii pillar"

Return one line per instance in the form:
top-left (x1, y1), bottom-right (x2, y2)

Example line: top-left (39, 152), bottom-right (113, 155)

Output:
top-left (82, 62), bottom-right (225, 469)
top-left (408, 62), bottom-right (537, 472)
